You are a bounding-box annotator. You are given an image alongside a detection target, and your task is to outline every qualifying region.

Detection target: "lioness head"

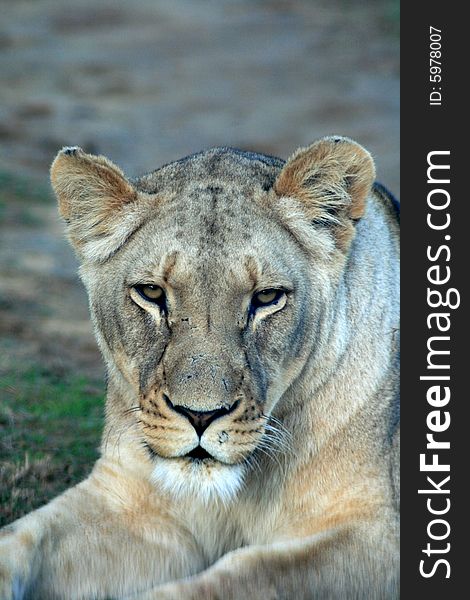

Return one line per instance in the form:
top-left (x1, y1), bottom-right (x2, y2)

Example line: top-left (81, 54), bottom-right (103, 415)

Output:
top-left (50, 137), bottom-right (375, 503)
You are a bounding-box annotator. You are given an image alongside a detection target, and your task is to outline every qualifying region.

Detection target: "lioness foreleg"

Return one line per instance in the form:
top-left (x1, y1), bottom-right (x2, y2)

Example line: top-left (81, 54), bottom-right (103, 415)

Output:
top-left (0, 461), bottom-right (204, 600)
top-left (129, 526), bottom-right (398, 600)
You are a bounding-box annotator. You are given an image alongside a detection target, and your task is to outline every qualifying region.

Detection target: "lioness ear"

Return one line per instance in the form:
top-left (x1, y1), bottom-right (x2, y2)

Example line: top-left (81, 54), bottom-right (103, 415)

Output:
top-left (50, 147), bottom-right (143, 262)
top-left (274, 136), bottom-right (375, 250)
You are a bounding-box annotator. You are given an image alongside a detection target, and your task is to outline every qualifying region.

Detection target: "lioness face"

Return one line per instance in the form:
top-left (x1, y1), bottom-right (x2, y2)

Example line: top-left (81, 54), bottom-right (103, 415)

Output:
top-left (51, 139), bottom-right (374, 502)
top-left (82, 184), bottom-right (322, 501)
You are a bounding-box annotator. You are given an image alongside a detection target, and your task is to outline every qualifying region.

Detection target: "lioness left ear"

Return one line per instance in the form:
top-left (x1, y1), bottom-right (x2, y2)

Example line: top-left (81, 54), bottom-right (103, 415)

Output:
top-left (50, 147), bottom-right (144, 262)
top-left (274, 136), bottom-right (375, 250)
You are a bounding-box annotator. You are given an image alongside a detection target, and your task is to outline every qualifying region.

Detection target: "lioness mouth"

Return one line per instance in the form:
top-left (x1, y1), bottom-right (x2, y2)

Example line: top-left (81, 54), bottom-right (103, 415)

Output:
top-left (186, 446), bottom-right (213, 461)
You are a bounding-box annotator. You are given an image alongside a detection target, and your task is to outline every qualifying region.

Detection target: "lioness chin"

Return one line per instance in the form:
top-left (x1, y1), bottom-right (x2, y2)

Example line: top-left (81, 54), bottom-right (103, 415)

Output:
top-left (0, 136), bottom-right (399, 600)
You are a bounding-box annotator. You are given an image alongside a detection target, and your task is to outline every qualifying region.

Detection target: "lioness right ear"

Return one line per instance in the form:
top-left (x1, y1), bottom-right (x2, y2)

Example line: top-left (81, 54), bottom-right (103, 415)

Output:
top-left (274, 136), bottom-right (375, 251)
top-left (50, 147), bottom-right (144, 262)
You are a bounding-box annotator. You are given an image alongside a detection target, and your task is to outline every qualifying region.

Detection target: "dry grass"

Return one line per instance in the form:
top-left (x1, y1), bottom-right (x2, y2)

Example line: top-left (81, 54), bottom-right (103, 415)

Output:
top-left (0, 367), bottom-right (104, 527)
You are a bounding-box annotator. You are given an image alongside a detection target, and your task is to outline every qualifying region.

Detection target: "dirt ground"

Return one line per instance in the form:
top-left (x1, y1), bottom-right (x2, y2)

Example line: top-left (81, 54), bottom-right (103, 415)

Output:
top-left (0, 1), bottom-right (399, 518)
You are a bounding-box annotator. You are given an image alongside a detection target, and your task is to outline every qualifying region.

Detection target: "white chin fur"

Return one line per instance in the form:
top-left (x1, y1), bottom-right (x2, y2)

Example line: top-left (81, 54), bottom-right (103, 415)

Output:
top-left (151, 458), bottom-right (245, 506)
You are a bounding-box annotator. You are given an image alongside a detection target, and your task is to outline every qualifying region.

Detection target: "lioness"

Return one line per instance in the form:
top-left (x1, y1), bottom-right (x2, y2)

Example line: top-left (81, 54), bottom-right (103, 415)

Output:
top-left (0, 136), bottom-right (399, 599)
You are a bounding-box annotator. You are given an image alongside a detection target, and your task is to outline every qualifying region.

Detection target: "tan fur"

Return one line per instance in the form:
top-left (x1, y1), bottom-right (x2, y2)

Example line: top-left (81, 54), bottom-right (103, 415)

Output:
top-left (0, 137), bottom-right (399, 599)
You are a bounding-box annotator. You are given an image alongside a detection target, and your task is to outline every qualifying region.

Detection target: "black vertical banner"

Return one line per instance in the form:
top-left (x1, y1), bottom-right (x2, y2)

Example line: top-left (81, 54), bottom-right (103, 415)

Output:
top-left (401, 3), bottom-right (467, 597)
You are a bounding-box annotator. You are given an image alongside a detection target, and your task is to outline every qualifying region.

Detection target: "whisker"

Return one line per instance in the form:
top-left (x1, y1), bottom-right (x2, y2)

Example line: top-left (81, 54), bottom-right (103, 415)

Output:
top-left (105, 419), bottom-right (141, 461)
top-left (253, 443), bottom-right (285, 473)
top-left (236, 413), bottom-right (293, 477)
top-left (263, 425), bottom-right (293, 454)
top-left (262, 426), bottom-right (293, 454)
top-left (106, 406), bottom-right (145, 459)
top-left (256, 439), bottom-right (287, 461)
top-left (122, 405), bottom-right (142, 417)
top-left (263, 414), bottom-right (293, 446)
top-left (247, 454), bottom-right (263, 476)
top-left (261, 413), bottom-right (293, 441)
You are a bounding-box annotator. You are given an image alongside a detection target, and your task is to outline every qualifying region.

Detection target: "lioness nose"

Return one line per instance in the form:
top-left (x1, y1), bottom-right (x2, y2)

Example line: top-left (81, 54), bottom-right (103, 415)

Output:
top-left (165, 396), bottom-right (238, 437)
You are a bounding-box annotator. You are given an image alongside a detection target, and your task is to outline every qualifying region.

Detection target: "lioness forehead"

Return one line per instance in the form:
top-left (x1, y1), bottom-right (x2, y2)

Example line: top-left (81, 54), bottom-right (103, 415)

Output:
top-left (119, 192), bottom-right (298, 296)
top-left (133, 146), bottom-right (285, 196)
top-left (117, 147), bottom-right (299, 287)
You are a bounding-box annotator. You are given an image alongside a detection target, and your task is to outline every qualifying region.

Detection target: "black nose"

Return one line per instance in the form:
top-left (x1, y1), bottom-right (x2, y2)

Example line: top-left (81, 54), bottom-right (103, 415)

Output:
top-left (165, 396), bottom-right (239, 437)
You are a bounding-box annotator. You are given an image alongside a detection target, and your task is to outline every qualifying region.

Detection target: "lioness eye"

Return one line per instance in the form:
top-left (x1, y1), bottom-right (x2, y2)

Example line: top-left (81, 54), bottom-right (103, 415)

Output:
top-left (135, 284), bottom-right (165, 305)
top-left (251, 289), bottom-right (284, 309)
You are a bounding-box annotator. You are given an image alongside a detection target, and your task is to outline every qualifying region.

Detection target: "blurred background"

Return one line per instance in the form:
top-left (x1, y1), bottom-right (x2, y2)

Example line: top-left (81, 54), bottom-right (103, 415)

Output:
top-left (0, 0), bottom-right (399, 525)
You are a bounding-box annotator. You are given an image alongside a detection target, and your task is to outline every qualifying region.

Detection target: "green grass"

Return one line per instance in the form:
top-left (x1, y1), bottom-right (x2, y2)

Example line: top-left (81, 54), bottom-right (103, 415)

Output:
top-left (0, 366), bottom-right (104, 527)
